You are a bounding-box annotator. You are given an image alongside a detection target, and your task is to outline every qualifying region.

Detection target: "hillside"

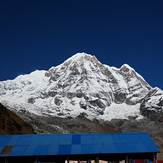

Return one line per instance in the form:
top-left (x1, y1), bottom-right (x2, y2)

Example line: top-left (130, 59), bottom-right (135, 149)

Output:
top-left (0, 103), bottom-right (35, 135)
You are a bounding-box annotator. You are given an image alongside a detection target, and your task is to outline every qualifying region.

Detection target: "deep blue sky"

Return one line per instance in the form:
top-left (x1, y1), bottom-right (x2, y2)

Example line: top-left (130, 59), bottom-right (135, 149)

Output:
top-left (0, 1), bottom-right (163, 89)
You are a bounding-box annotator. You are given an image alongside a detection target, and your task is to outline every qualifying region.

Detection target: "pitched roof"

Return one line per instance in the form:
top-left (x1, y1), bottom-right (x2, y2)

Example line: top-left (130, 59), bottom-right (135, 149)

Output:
top-left (0, 133), bottom-right (160, 157)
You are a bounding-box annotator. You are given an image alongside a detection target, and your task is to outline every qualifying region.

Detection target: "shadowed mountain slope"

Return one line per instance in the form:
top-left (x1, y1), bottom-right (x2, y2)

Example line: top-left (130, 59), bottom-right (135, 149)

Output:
top-left (0, 103), bottom-right (35, 135)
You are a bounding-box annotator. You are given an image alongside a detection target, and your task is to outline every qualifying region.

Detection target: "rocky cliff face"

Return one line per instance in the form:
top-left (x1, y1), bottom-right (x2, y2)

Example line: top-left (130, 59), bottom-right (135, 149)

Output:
top-left (140, 87), bottom-right (163, 122)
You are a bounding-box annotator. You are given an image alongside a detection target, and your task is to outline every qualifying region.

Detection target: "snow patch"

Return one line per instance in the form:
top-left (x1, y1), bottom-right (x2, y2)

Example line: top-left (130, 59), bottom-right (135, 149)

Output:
top-left (99, 103), bottom-right (143, 121)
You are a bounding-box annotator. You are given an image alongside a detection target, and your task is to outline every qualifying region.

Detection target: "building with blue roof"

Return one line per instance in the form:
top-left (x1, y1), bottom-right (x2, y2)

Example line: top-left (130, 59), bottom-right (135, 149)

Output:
top-left (0, 133), bottom-right (160, 163)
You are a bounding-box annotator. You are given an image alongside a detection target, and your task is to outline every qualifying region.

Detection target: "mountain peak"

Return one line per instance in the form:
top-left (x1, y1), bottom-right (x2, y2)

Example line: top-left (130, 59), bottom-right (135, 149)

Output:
top-left (67, 52), bottom-right (90, 60)
top-left (62, 52), bottom-right (102, 66)
top-left (120, 64), bottom-right (134, 72)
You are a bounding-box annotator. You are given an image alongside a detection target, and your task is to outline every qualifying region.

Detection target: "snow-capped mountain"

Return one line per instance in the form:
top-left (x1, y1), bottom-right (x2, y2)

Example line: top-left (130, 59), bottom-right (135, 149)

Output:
top-left (0, 53), bottom-right (163, 121)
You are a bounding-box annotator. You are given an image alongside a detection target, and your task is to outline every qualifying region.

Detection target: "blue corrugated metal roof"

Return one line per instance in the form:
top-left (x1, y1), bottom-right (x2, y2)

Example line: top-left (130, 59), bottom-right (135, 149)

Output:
top-left (0, 133), bottom-right (160, 157)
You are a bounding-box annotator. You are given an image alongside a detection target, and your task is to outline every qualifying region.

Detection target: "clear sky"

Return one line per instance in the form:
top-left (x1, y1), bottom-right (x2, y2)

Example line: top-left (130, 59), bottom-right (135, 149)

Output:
top-left (0, 1), bottom-right (163, 89)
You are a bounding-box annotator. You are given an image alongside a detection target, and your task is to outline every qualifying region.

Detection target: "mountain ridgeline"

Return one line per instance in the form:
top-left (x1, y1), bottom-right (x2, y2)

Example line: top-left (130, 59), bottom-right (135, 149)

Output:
top-left (0, 53), bottom-right (162, 121)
